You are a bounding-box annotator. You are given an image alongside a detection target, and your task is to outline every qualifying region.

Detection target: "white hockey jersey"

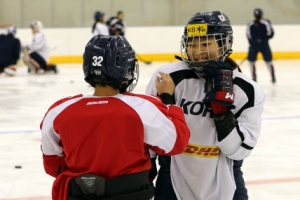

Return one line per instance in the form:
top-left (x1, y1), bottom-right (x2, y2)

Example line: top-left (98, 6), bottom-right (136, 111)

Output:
top-left (146, 61), bottom-right (266, 200)
top-left (92, 22), bottom-right (109, 36)
top-left (30, 32), bottom-right (49, 62)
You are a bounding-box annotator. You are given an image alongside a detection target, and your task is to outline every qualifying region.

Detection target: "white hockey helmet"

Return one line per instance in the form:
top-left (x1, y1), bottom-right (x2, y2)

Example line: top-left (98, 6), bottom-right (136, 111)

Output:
top-left (30, 20), bottom-right (43, 32)
top-left (7, 26), bottom-right (17, 35)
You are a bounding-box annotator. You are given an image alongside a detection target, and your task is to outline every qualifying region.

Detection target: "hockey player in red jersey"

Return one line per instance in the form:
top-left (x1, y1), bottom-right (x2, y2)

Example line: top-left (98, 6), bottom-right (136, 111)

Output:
top-left (40, 34), bottom-right (190, 200)
top-left (146, 11), bottom-right (266, 200)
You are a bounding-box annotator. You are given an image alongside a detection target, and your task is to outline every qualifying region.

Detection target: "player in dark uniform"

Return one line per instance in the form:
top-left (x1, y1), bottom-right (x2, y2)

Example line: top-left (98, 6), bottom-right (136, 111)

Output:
top-left (246, 8), bottom-right (276, 83)
top-left (106, 11), bottom-right (126, 36)
top-left (0, 26), bottom-right (21, 76)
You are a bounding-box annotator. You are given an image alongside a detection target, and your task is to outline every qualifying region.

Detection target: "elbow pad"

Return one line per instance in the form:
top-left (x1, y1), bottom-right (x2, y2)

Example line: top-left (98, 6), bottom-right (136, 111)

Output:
top-left (214, 110), bottom-right (237, 141)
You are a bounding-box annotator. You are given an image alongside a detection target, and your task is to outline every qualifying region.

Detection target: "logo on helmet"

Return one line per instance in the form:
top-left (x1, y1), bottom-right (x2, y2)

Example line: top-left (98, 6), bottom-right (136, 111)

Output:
top-left (218, 14), bottom-right (226, 22)
top-left (187, 24), bottom-right (208, 36)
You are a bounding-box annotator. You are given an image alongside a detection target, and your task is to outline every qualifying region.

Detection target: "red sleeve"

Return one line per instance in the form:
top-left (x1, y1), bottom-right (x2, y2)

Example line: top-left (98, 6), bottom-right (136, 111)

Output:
top-left (43, 154), bottom-right (64, 178)
top-left (40, 94), bottom-right (83, 129)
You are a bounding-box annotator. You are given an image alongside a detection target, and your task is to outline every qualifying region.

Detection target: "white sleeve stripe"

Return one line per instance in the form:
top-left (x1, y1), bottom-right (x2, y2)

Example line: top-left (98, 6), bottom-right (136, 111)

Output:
top-left (41, 97), bottom-right (84, 156)
top-left (246, 22), bottom-right (254, 39)
top-left (241, 143), bottom-right (253, 150)
top-left (116, 95), bottom-right (177, 154)
top-left (260, 19), bottom-right (272, 36)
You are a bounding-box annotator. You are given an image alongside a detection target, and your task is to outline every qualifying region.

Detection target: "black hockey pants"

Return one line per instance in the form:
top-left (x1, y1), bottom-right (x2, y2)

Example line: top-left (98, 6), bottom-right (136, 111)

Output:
top-left (68, 171), bottom-right (154, 200)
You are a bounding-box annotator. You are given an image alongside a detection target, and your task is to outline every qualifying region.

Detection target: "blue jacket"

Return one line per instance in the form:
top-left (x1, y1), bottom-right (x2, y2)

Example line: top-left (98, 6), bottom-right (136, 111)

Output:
top-left (246, 19), bottom-right (274, 44)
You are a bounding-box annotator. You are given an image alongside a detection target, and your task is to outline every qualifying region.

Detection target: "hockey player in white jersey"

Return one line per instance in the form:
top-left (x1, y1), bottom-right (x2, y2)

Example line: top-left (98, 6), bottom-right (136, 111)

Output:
top-left (92, 11), bottom-right (109, 36)
top-left (146, 11), bottom-right (266, 200)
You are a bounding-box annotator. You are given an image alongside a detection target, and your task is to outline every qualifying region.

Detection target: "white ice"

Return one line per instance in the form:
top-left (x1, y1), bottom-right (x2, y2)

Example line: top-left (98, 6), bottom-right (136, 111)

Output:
top-left (0, 60), bottom-right (300, 200)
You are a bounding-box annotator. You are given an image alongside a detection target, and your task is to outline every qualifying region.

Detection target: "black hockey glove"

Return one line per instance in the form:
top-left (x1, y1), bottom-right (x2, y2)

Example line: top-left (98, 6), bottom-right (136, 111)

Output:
top-left (202, 61), bottom-right (235, 109)
top-left (214, 110), bottom-right (238, 141)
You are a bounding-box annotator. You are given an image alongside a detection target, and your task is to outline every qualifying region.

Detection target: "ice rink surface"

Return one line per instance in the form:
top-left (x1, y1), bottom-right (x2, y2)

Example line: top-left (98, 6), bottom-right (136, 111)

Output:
top-left (1, 59), bottom-right (300, 200)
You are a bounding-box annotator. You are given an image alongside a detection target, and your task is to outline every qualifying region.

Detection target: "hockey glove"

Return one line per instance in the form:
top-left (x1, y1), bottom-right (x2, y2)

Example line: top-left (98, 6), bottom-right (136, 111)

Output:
top-left (214, 110), bottom-right (238, 141)
top-left (202, 61), bottom-right (235, 110)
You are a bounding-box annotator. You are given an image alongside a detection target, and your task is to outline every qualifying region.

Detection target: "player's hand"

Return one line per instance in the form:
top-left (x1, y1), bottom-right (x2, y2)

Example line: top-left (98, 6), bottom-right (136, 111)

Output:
top-left (156, 71), bottom-right (175, 95)
top-left (202, 61), bottom-right (235, 109)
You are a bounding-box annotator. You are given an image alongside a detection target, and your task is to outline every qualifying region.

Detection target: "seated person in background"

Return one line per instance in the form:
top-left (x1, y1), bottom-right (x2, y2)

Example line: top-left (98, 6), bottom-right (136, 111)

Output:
top-left (22, 20), bottom-right (57, 74)
top-left (0, 26), bottom-right (21, 76)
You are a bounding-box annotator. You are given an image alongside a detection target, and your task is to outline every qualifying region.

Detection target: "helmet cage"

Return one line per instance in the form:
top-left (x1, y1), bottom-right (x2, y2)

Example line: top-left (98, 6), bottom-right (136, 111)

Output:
top-left (180, 11), bottom-right (233, 76)
top-left (122, 59), bottom-right (139, 92)
top-left (180, 33), bottom-right (232, 65)
top-left (180, 34), bottom-right (232, 74)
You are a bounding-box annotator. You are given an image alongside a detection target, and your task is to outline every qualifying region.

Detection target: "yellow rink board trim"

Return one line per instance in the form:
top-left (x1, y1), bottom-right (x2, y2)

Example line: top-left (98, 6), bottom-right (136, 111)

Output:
top-left (49, 52), bottom-right (300, 64)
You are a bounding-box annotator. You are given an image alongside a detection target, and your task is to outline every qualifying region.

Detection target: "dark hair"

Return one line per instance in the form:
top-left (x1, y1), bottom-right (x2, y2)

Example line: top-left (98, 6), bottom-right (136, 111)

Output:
top-left (92, 22), bottom-right (97, 33)
top-left (94, 80), bottom-right (122, 91)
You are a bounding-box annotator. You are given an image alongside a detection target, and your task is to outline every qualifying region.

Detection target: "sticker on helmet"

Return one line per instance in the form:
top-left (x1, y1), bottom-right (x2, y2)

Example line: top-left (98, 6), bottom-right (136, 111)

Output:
top-left (218, 14), bottom-right (225, 22)
top-left (187, 24), bottom-right (208, 36)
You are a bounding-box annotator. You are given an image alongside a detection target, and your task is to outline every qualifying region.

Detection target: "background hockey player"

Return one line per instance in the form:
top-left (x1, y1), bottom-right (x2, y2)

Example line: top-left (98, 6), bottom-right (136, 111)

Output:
top-left (0, 26), bottom-right (21, 76)
top-left (22, 20), bottom-right (56, 74)
top-left (246, 8), bottom-right (276, 83)
top-left (146, 11), bottom-right (266, 200)
top-left (92, 11), bottom-right (109, 36)
top-left (40, 34), bottom-right (190, 200)
top-left (106, 10), bottom-right (126, 36)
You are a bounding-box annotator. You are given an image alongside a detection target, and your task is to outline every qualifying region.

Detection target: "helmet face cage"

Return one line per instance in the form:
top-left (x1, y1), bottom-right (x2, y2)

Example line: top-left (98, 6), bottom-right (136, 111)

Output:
top-left (180, 11), bottom-right (233, 75)
top-left (124, 59), bottom-right (139, 92)
top-left (180, 33), bottom-right (231, 65)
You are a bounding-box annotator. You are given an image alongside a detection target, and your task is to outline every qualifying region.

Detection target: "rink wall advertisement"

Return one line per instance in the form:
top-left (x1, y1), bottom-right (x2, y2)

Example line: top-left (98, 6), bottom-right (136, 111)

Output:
top-left (1, 25), bottom-right (299, 63)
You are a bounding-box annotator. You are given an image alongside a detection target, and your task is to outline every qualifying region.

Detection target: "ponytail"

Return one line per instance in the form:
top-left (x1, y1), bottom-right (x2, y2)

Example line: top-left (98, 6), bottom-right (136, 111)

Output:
top-left (92, 22), bottom-right (97, 33)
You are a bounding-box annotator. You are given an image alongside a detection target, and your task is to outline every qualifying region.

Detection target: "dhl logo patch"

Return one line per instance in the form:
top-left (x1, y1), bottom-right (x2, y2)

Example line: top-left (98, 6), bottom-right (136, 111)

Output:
top-left (183, 144), bottom-right (219, 158)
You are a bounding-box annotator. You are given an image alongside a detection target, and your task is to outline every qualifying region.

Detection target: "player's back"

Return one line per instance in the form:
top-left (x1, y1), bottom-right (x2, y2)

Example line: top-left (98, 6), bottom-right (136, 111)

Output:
top-left (0, 34), bottom-right (20, 66)
top-left (42, 92), bottom-right (188, 178)
top-left (248, 19), bottom-right (272, 42)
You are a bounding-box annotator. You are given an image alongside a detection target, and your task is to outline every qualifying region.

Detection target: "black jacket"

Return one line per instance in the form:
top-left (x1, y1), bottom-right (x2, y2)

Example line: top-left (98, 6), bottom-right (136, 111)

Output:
top-left (0, 33), bottom-right (21, 67)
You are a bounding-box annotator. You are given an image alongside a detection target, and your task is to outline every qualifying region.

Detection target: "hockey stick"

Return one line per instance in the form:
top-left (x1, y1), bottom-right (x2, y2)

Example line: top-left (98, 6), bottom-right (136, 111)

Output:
top-left (136, 54), bottom-right (152, 65)
top-left (239, 57), bottom-right (247, 66)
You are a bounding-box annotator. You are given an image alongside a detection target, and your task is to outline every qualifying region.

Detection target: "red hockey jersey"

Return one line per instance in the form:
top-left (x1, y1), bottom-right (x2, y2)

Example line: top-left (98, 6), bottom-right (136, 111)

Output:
top-left (40, 92), bottom-right (190, 200)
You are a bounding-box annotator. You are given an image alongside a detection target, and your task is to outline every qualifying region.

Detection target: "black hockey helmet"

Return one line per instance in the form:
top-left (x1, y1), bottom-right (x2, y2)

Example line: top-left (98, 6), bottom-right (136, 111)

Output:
top-left (180, 11), bottom-right (233, 75)
top-left (254, 8), bottom-right (263, 19)
top-left (183, 11), bottom-right (233, 38)
top-left (94, 11), bottom-right (105, 21)
top-left (83, 34), bottom-right (139, 92)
